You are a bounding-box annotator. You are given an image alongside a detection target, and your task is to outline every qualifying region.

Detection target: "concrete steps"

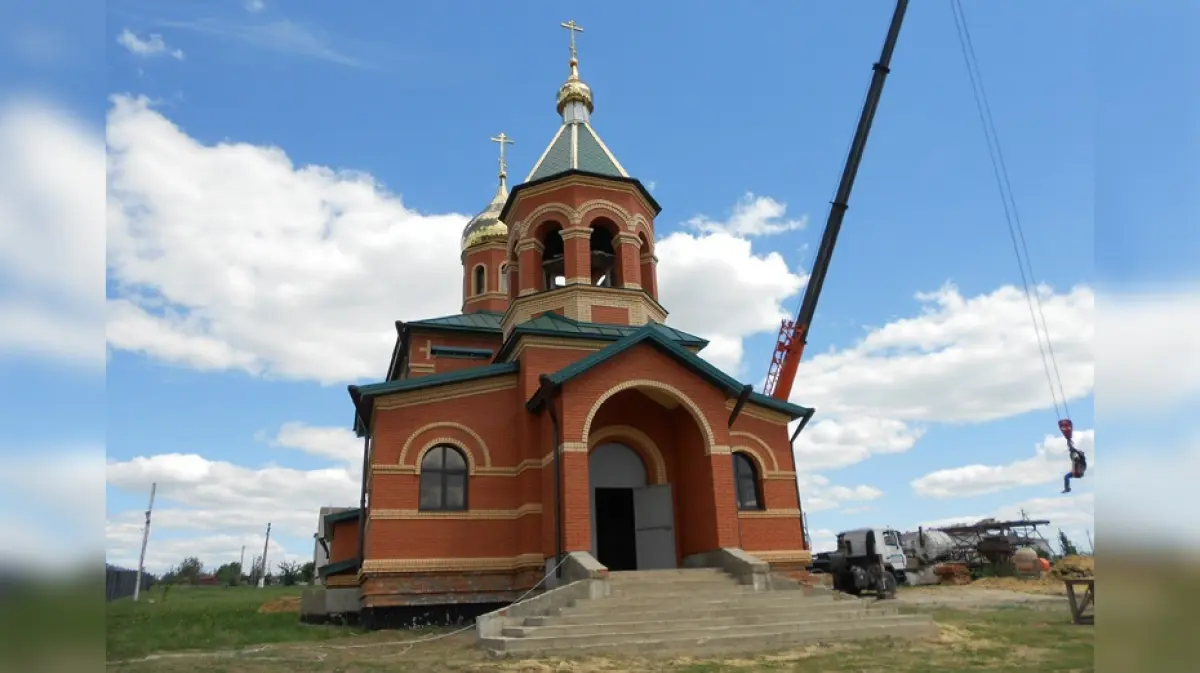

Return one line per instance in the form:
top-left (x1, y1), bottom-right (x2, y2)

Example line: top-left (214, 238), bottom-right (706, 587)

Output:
top-left (479, 568), bottom-right (938, 657)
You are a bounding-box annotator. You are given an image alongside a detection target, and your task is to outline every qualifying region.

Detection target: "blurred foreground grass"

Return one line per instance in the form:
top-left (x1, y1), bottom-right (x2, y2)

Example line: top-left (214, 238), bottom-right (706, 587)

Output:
top-left (0, 575), bottom-right (103, 672)
top-left (1097, 553), bottom-right (1200, 672)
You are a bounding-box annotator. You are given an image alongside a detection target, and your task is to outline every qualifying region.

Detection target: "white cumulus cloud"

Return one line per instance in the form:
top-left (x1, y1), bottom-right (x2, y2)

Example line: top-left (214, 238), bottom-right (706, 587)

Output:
top-left (104, 95), bottom-right (808, 383)
top-left (911, 429), bottom-right (1095, 499)
top-left (116, 29), bottom-right (185, 60)
top-left (686, 192), bottom-right (808, 237)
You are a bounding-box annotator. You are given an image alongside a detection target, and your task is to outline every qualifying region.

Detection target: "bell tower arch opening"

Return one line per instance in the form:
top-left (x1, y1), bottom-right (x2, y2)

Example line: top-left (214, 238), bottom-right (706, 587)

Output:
top-left (538, 223), bottom-right (566, 290)
top-left (588, 219), bottom-right (619, 287)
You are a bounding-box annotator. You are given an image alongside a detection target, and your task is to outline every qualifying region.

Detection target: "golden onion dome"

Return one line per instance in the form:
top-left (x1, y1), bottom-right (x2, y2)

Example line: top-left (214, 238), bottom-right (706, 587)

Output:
top-left (556, 57), bottom-right (594, 115)
top-left (461, 182), bottom-right (509, 252)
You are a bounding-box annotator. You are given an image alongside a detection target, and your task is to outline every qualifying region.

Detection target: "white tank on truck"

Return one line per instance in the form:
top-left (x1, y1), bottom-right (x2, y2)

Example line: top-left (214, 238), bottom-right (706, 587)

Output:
top-left (898, 528), bottom-right (955, 585)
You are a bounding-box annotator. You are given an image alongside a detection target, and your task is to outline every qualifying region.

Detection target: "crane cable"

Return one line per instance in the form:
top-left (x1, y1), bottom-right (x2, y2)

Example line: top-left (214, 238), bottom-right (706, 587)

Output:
top-left (950, 0), bottom-right (1072, 422)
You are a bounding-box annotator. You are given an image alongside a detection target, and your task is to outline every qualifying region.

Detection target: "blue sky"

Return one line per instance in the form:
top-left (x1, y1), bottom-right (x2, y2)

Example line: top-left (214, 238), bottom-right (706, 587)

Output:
top-left (11, 0), bottom-right (1197, 573)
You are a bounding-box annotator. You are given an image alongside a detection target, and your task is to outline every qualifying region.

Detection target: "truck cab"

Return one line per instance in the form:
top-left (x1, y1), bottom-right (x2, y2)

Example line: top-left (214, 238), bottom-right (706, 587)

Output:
top-left (837, 527), bottom-right (909, 584)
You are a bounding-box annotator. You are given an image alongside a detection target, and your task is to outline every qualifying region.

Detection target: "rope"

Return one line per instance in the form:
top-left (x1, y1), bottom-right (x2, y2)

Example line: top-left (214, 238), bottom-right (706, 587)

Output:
top-left (950, 0), bottom-right (1071, 421)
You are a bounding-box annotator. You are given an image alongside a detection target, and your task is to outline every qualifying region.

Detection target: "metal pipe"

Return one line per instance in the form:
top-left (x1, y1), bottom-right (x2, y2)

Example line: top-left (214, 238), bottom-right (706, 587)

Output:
top-left (356, 429), bottom-right (370, 568)
top-left (540, 375), bottom-right (565, 578)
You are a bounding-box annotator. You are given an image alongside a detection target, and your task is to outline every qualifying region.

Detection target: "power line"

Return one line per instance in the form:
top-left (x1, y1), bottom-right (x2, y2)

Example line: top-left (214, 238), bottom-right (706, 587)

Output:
top-left (949, 0), bottom-right (1070, 420)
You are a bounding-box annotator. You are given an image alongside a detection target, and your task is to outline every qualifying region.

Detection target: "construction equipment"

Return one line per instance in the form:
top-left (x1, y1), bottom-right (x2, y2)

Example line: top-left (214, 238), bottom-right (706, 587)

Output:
top-left (763, 0), bottom-right (909, 401)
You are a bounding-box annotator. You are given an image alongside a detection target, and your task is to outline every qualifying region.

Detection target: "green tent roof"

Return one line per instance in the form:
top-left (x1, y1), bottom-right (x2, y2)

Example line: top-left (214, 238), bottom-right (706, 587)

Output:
top-left (527, 122), bottom-right (628, 182)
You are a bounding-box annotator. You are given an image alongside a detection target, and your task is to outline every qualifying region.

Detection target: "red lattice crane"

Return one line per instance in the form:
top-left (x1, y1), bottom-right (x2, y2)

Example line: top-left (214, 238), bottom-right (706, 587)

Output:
top-left (764, 0), bottom-right (910, 401)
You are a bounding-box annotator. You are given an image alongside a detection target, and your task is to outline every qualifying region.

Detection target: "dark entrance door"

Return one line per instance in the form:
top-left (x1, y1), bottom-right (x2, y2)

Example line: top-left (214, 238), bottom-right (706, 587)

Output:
top-left (594, 487), bottom-right (637, 570)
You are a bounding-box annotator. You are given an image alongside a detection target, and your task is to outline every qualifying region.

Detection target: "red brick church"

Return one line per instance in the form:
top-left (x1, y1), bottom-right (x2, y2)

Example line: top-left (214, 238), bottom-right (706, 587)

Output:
top-left (326, 27), bottom-right (817, 623)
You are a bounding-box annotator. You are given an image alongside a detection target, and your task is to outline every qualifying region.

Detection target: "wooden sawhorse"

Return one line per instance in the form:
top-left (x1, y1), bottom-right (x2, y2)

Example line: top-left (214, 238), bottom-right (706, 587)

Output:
top-left (1063, 577), bottom-right (1094, 625)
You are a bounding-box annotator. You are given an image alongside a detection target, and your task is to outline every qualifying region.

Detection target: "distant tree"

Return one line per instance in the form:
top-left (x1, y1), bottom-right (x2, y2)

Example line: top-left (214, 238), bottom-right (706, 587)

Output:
top-left (215, 562), bottom-right (242, 586)
top-left (300, 561), bottom-right (315, 584)
top-left (278, 561), bottom-right (302, 586)
top-left (1057, 530), bottom-right (1080, 557)
top-left (173, 556), bottom-right (204, 585)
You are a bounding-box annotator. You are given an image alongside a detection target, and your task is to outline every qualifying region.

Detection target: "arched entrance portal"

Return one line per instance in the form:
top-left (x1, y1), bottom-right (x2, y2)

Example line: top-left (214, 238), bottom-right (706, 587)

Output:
top-left (588, 442), bottom-right (678, 570)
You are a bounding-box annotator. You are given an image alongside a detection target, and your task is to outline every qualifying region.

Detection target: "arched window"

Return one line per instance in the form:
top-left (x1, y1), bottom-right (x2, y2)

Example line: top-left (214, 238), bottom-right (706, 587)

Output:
top-left (498, 264), bottom-right (508, 293)
top-left (472, 265), bottom-right (486, 296)
top-left (733, 453), bottom-right (762, 511)
top-left (420, 445), bottom-right (468, 511)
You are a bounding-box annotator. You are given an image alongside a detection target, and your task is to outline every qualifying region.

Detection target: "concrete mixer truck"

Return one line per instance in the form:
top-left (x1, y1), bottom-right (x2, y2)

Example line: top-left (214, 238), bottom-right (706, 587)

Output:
top-left (898, 527), bottom-right (956, 585)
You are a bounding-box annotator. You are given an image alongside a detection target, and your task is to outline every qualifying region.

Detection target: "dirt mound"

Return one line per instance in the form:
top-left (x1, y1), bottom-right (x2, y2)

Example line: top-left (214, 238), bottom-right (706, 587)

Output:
top-left (934, 563), bottom-right (972, 585)
top-left (1051, 555), bottom-right (1094, 579)
top-left (258, 596), bottom-right (302, 614)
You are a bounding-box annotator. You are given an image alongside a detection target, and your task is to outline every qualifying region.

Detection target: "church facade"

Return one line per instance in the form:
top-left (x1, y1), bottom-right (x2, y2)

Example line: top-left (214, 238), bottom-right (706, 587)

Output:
top-left (330, 30), bottom-right (817, 622)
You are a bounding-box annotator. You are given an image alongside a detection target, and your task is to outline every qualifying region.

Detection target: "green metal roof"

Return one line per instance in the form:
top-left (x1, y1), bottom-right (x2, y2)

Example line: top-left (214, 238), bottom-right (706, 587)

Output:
top-left (495, 312), bottom-right (709, 361)
top-left (528, 125), bottom-right (574, 181)
top-left (575, 124), bottom-right (623, 176)
top-left (527, 122), bottom-right (629, 182)
top-left (404, 311), bottom-right (504, 334)
top-left (354, 362), bottom-right (518, 399)
top-left (533, 323), bottom-right (813, 420)
top-left (323, 508), bottom-right (361, 533)
top-left (317, 558), bottom-right (360, 579)
top-left (350, 362), bottom-right (520, 437)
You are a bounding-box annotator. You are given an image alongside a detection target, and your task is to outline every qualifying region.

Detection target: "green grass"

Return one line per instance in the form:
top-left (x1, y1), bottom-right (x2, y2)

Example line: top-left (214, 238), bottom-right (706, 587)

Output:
top-left (105, 585), bottom-right (358, 662)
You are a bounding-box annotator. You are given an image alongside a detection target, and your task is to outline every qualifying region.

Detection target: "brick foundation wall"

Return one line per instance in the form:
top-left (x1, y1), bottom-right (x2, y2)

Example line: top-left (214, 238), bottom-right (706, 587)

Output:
top-left (361, 566), bottom-right (544, 609)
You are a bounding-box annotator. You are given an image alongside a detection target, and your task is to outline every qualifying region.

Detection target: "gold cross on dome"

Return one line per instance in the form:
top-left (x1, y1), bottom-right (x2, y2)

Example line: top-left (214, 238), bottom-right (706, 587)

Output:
top-left (560, 20), bottom-right (584, 59)
top-left (490, 132), bottom-right (513, 178)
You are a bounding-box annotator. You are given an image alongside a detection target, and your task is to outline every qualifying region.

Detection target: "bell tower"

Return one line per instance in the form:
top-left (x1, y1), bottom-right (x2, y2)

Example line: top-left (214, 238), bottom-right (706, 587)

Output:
top-left (461, 133), bottom-right (515, 314)
top-left (498, 20), bottom-right (664, 339)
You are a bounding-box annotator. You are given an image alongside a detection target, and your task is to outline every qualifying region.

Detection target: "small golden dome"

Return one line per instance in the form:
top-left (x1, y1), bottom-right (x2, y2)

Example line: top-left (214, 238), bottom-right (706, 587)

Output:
top-left (461, 182), bottom-right (509, 252)
top-left (556, 57), bottom-right (594, 115)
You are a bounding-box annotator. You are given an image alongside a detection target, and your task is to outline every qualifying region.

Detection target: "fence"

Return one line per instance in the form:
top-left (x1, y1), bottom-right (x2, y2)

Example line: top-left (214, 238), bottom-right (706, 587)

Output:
top-left (106, 565), bottom-right (154, 602)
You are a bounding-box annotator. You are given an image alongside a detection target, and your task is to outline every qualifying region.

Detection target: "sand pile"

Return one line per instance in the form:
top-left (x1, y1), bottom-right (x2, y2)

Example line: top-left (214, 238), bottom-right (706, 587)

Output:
top-left (258, 596), bottom-right (302, 614)
top-left (1051, 555), bottom-right (1094, 579)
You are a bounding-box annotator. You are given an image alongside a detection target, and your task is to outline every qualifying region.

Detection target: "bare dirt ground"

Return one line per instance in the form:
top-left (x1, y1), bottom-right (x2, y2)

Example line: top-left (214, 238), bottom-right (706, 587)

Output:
top-left (897, 584), bottom-right (1067, 609)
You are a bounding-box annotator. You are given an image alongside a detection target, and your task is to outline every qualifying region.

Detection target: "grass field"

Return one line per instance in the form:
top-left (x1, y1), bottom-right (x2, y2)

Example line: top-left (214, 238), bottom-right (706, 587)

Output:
top-left (104, 585), bottom-right (1095, 672)
top-left (106, 585), bottom-right (357, 662)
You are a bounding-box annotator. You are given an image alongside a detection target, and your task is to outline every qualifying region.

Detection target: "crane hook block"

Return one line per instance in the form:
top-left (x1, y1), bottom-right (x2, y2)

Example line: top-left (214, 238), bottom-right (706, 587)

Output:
top-left (1058, 419), bottom-right (1073, 441)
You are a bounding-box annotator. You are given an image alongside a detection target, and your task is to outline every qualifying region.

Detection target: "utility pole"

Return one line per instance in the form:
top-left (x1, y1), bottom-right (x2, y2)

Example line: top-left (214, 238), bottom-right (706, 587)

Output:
top-left (238, 545), bottom-right (246, 586)
top-left (1086, 530), bottom-right (1094, 555)
top-left (132, 483), bottom-right (157, 602)
top-left (258, 523), bottom-right (272, 588)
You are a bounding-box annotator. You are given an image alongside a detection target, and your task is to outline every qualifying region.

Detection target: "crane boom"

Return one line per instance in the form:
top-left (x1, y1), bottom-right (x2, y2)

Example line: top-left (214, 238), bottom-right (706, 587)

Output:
top-left (764, 0), bottom-right (909, 401)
